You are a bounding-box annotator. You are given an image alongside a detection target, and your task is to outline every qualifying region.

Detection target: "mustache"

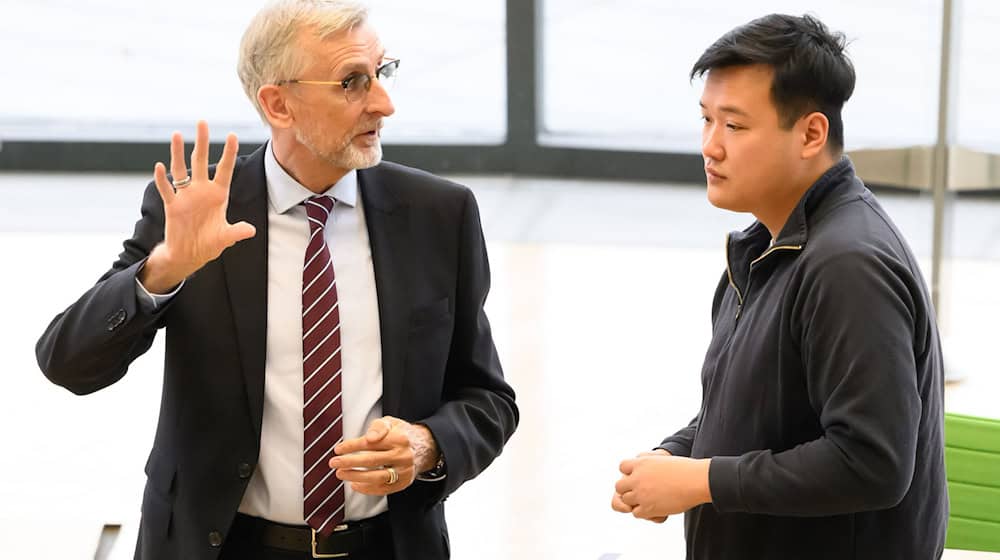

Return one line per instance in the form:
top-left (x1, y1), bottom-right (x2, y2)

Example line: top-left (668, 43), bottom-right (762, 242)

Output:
top-left (355, 120), bottom-right (383, 134)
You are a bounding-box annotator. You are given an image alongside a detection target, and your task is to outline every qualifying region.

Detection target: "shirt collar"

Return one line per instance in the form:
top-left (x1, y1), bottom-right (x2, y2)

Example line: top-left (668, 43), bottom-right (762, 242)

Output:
top-left (264, 141), bottom-right (358, 214)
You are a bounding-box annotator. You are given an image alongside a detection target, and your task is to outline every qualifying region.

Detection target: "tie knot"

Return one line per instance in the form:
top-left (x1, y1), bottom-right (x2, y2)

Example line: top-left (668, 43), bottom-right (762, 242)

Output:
top-left (304, 196), bottom-right (335, 232)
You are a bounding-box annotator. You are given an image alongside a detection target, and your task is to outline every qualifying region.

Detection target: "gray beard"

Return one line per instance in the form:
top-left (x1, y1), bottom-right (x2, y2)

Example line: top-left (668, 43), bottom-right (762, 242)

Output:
top-left (296, 127), bottom-right (383, 171)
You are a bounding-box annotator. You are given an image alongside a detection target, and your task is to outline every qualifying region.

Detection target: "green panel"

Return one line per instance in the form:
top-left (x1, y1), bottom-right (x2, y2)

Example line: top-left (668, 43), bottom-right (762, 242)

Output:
top-left (945, 516), bottom-right (1000, 552)
top-left (944, 413), bottom-right (1000, 551)
top-left (945, 447), bottom-right (1000, 487)
top-left (949, 482), bottom-right (1000, 523)
top-left (946, 413), bottom-right (1000, 454)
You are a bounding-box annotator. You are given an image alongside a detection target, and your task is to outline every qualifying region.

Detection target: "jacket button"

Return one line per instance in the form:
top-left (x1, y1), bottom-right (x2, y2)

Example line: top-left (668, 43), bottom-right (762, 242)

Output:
top-left (238, 463), bottom-right (253, 479)
top-left (208, 531), bottom-right (223, 547)
top-left (105, 309), bottom-right (127, 331)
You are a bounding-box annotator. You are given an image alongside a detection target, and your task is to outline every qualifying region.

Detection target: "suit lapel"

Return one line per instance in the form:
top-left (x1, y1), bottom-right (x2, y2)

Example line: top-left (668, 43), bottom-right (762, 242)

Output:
top-left (359, 166), bottom-right (410, 417)
top-left (221, 146), bottom-right (269, 440)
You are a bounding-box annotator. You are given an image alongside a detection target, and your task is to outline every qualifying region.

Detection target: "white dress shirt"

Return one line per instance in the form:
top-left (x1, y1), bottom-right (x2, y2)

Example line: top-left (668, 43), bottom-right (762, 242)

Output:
top-left (240, 143), bottom-right (387, 523)
top-left (137, 142), bottom-right (387, 523)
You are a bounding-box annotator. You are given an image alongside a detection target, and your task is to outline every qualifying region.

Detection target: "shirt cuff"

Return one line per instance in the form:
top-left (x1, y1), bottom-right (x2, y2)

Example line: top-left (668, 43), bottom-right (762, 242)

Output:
top-left (415, 472), bottom-right (447, 482)
top-left (415, 456), bottom-right (447, 482)
top-left (134, 266), bottom-right (184, 312)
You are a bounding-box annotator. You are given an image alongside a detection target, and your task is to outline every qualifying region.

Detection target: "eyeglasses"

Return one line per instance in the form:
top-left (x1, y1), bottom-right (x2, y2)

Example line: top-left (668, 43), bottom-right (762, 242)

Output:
top-left (277, 58), bottom-right (400, 103)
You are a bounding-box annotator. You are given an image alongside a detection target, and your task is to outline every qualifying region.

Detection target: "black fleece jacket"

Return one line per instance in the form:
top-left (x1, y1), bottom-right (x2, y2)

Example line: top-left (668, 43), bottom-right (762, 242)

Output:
top-left (659, 158), bottom-right (948, 560)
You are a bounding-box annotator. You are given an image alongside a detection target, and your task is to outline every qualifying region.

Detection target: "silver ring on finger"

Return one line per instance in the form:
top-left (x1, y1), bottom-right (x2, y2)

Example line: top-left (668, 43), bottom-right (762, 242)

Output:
top-left (172, 176), bottom-right (192, 189)
top-left (384, 466), bottom-right (398, 485)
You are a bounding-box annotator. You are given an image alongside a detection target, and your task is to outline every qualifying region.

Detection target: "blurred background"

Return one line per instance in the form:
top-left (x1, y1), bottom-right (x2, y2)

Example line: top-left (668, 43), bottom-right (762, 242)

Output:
top-left (1, 0), bottom-right (997, 558)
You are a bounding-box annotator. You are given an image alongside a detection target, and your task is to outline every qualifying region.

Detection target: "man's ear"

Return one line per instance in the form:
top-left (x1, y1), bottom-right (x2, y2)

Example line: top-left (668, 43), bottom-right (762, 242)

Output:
top-left (799, 111), bottom-right (830, 160)
top-left (258, 84), bottom-right (295, 129)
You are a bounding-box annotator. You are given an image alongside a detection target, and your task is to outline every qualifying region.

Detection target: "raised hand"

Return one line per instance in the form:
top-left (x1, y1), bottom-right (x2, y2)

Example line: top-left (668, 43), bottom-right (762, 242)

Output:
top-left (140, 121), bottom-right (257, 293)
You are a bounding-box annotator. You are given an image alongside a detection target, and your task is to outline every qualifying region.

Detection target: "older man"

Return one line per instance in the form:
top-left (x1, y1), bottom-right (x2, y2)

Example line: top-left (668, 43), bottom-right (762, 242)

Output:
top-left (35, 1), bottom-right (518, 559)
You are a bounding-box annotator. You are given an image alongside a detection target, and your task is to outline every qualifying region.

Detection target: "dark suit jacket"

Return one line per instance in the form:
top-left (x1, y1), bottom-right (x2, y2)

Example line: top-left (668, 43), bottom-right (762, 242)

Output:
top-left (35, 146), bottom-right (519, 560)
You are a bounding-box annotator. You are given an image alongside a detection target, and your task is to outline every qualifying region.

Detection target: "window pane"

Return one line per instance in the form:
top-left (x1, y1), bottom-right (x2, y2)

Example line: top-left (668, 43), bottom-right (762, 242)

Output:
top-left (541, 0), bottom-right (942, 152)
top-left (940, 0), bottom-right (1000, 407)
top-left (0, 0), bottom-right (505, 144)
top-left (370, 0), bottom-right (506, 144)
top-left (956, 0), bottom-right (1000, 152)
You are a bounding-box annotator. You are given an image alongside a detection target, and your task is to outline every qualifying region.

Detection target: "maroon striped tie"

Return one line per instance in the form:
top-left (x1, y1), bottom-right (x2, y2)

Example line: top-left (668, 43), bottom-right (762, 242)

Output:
top-left (301, 195), bottom-right (345, 536)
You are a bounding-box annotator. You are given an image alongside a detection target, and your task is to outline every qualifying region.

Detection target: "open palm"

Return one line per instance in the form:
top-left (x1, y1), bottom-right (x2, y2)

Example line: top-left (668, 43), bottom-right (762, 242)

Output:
top-left (151, 120), bottom-right (256, 276)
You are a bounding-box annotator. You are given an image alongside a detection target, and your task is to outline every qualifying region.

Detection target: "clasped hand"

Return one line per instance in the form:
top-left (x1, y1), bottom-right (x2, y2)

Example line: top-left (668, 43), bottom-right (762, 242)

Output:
top-left (611, 450), bottom-right (713, 522)
top-left (328, 416), bottom-right (439, 496)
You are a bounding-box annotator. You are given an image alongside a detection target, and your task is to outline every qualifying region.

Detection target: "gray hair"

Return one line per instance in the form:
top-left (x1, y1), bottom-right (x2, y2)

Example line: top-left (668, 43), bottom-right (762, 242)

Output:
top-left (237, 0), bottom-right (369, 122)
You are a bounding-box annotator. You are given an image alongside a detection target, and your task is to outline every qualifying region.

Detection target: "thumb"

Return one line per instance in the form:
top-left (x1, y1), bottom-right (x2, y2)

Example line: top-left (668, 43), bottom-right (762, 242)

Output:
top-left (366, 417), bottom-right (394, 443)
top-left (620, 458), bottom-right (636, 475)
top-left (224, 222), bottom-right (257, 246)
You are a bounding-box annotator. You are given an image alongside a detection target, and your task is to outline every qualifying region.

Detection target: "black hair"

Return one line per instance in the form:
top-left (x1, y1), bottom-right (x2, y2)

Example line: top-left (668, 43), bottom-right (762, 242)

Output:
top-left (691, 14), bottom-right (856, 151)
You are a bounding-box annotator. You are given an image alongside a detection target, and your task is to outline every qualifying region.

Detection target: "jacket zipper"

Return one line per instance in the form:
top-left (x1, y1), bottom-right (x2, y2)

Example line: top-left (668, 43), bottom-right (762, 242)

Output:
top-left (750, 244), bottom-right (804, 268)
top-left (724, 233), bottom-right (745, 321)
top-left (725, 235), bottom-right (804, 323)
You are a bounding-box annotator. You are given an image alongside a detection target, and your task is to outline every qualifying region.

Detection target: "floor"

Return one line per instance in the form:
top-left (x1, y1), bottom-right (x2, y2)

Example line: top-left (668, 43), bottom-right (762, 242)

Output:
top-left (0, 170), bottom-right (997, 559)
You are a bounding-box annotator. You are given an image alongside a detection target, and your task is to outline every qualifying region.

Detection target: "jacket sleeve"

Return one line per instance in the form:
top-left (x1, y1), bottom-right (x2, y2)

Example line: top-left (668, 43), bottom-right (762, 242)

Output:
top-left (709, 250), bottom-right (923, 516)
top-left (657, 414), bottom-right (700, 457)
top-left (413, 189), bottom-right (519, 503)
top-left (35, 180), bottom-right (172, 395)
